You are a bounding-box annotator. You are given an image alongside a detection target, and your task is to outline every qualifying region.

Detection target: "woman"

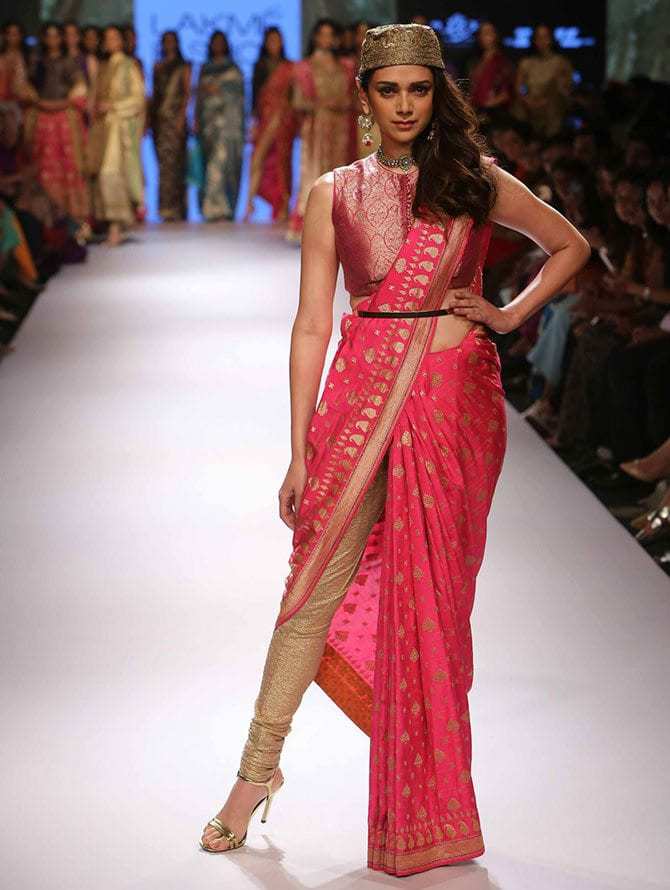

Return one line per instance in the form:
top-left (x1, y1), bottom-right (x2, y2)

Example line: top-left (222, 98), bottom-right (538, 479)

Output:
top-left (23, 22), bottom-right (89, 226)
top-left (250, 25), bottom-right (284, 114)
top-left (0, 20), bottom-right (28, 103)
top-left (513, 23), bottom-right (573, 139)
top-left (65, 20), bottom-right (99, 95)
top-left (86, 24), bottom-right (145, 246)
top-left (63, 21), bottom-right (85, 80)
top-left (199, 23), bottom-right (590, 876)
top-left (286, 18), bottom-right (356, 240)
top-left (80, 25), bottom-right (100, 108)
top-left (0, 21), bottom-right (28, 177)
top-left (466, 20), bottom-right (515, 125)
top-left (245, 27), bottom-right (298, 222)
top-left (195, 30), bottom-right (244, 222)
top-left (150, 31), bottom-right (191, 222)
top-left (82, 25), bottom-right (101, 60)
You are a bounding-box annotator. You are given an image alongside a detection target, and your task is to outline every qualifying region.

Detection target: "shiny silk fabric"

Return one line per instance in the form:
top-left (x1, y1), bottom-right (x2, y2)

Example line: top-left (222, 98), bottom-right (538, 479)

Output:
top-left (276, 160), bottom-right (507, 876)
top-left (331, 152), bottom-right (493, 300)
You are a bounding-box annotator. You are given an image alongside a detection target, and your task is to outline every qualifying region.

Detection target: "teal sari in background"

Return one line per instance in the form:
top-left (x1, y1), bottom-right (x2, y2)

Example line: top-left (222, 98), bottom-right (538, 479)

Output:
top-left (195, 57), bottom-right (244, 221)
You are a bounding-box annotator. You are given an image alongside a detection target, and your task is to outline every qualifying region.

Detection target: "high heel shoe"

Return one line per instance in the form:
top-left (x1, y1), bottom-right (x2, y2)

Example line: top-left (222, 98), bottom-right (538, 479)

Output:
top-left (630, 507), bottom-right (657, 531)
top-left (635, 504), bottom-right (670, 546)
top-left (199, 768), bottom-right (284, 853)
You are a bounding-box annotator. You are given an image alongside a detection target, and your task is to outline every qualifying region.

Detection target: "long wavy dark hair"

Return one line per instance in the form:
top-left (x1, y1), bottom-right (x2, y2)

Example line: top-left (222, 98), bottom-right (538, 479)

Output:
top-left (360, 66), bottom-right (497, 226)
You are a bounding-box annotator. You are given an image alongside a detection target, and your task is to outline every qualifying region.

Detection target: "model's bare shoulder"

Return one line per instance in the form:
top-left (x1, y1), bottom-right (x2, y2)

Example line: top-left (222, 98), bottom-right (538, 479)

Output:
top-left (304, 173), bottom-right (335, 225)
top-left (311, 171), bottom-right (335, 198)
top-left (316, 170), bottom-right (335, 185)
top-left (302, 172), bottom-right (337, 251)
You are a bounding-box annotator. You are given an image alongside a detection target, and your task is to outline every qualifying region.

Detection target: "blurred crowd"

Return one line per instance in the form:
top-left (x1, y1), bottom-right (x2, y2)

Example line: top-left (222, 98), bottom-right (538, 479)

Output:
top-left (477, 68), bottom-right (670, 564)
top-left (1, 15), bottom-right (669, 559)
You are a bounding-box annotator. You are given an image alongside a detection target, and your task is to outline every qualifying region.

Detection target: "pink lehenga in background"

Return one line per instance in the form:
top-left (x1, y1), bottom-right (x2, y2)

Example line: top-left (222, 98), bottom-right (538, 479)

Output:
top-left (275, 174), bottom-right (508, 875)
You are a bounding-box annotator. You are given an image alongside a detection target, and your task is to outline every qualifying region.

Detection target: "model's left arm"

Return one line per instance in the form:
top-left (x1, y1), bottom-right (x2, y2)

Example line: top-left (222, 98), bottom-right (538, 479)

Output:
top-left (451, 164), bottom-right (591, 333)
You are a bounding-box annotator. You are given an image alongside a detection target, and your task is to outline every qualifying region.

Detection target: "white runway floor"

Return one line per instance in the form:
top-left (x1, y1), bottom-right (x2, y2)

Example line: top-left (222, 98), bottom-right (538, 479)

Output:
top-left (1, 223), bottom-right (669, 890)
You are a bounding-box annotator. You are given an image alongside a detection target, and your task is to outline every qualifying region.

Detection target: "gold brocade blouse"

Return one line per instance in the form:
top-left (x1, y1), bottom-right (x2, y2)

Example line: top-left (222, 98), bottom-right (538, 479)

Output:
top-left (331, 151), bottom-right (495, 299)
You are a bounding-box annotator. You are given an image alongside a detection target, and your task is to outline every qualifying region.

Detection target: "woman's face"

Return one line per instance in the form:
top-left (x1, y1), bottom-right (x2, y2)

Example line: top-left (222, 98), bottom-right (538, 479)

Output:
top-left (210, 34), bottom-right (227, 57)
top-left (4, 24), bottom-right (22, 50)
top-left (646, 181), bottom-right (670, 227)
top-left (265, 31), bottom-right (282, 57)
top-left (64, 23), bottom-right (80, 52)
top-left (313, 24), bottom-right (336, 51)
top-left (534, 26), bottom-right (553, 54)
top-left (162, 32), bottom-right (178, 56)
top-left (104, 27), bottom-right (124, 55)
top-left (44, 26), bottom-right (63, 54)
top-left (614, 180), bottom-right (645, 227)
top-left (360, 65), bottom-right (434, 149)
top-left (478, 23), bottom-right (498, 51)
top-left (83, 28), bottom-right (99, 53)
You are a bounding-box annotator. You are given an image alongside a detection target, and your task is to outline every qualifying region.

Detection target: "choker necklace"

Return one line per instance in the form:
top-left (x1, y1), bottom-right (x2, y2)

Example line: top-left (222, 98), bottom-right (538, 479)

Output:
top-left (376, 145), bottom-right (416, 173)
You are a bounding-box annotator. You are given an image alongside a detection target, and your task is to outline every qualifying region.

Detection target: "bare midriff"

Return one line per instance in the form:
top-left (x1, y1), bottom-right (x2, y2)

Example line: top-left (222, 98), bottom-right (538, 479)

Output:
top-left (349, 291), bottom-right (480, 353)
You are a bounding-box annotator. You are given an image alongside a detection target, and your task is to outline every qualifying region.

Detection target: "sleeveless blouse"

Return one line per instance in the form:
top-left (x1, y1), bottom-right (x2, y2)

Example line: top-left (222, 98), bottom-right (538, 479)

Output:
top-left (331, 151), bottom-right (495, 299)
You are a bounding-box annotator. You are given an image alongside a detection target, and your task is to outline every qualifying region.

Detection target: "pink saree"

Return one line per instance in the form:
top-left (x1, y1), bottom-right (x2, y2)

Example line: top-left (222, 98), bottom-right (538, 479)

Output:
top-left (254, 60), bottom-right (299, 220)
top-left (276, 212), bottom-right (507, 875)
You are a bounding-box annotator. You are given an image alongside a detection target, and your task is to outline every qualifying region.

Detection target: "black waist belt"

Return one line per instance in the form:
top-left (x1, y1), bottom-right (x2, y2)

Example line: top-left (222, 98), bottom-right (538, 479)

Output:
top-left (357, 308), bottom-right (453, 318)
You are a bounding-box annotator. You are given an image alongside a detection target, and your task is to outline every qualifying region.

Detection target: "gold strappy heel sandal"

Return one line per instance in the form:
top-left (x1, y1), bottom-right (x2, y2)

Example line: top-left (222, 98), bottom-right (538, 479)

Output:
top-left (199, 768), bottom-right (284, 853)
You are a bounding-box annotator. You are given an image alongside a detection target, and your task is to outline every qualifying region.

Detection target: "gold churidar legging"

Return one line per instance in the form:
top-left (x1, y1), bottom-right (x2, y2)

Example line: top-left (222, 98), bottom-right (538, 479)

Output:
top-left (238, 451), bottom-right (389, 783)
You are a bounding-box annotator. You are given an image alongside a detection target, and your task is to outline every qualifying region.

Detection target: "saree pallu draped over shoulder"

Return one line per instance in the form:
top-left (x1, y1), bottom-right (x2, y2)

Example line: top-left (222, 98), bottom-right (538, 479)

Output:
top-left (276, 211), bottom-right (507, 876)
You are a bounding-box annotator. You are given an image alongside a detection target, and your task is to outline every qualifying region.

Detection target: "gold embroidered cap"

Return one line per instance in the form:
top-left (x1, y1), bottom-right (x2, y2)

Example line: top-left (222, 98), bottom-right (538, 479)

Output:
top-left (359, 23), bottom-right (445, 76)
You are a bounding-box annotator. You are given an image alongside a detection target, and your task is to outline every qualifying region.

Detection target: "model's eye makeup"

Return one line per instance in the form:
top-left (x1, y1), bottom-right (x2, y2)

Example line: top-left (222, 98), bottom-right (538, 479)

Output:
top-left (375, 82), bottom-right (432, 96)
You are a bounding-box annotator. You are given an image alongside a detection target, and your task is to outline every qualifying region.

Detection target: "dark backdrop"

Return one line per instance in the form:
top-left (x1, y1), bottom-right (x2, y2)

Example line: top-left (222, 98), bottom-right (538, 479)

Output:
top-left (397, 1), bottom-right (606, 89)
top-left (0, 0), bottom-right (40, 34)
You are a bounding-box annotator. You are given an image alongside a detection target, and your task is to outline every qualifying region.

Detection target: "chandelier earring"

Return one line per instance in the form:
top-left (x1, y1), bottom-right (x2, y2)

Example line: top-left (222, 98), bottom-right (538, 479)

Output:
top-left (426, 119), bottom-right (437, 142)
top-left (358, 112), bottom-right (374, 147)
